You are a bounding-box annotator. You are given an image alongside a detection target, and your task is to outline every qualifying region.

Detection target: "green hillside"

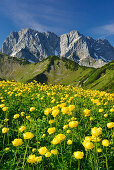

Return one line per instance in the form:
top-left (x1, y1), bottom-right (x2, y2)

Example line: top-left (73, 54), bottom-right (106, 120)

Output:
top-left (0, 53), bottom-right (114, 92)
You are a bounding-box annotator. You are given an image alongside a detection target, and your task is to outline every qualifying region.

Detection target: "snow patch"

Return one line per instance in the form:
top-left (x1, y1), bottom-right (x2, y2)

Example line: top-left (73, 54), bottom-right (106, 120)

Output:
top-left (94, 53), bottom-right (99, 60)
top-left (28, 59), bottom-right (35, 63)
top-left (55, 50), bottom-right (58, 56)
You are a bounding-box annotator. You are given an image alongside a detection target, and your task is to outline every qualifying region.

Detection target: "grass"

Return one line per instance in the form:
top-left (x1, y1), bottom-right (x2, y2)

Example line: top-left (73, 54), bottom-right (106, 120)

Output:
top-left (0, 80), bottom-right (114, 169)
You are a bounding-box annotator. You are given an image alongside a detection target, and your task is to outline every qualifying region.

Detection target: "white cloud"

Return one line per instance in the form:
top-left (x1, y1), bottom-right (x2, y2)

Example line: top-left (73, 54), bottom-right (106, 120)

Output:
top-left (0, 0), bottom-right (70, 33)
top-left (92, 23), bottom-right (114, 38)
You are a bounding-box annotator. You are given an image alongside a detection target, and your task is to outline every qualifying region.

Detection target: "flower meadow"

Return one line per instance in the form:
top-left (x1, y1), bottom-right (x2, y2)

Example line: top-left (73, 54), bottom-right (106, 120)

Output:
top-left (0, 80), bottom-right (114, 170)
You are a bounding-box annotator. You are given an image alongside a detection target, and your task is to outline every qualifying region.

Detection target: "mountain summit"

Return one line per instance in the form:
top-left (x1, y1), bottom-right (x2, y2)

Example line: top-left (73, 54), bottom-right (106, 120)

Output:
top-left (1, 28), bottom-right (114, 67)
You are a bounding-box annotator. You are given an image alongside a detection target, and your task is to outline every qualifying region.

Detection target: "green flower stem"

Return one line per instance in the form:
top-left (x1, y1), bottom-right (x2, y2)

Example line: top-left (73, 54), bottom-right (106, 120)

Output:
top-left (105, 148), bottom-right (109, 170)
top-left (60, 143), bottom-right (64, 164)
top-left (13, 148), bottom-right (18, 166)
top-left (78, 159), bottom-right (81, 170)
top-left (22, 140), bottom-right (29, 169)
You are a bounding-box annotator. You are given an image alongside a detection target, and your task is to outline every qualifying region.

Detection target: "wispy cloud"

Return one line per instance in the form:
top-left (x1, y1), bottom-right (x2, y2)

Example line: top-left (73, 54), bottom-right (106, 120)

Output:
top-left (92, 23), bottom-right (114, 38)
top-left (0, 0), bottom-right (70, 33)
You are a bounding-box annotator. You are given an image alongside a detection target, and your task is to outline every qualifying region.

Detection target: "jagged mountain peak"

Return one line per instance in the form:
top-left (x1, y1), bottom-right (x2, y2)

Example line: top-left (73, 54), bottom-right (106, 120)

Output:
top-left (1, 28), bottom-right (114, 68)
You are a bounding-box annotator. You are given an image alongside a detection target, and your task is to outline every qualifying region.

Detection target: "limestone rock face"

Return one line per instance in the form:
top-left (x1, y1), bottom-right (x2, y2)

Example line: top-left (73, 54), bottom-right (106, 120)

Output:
top-left (1, 28), bottom-right (114, 67)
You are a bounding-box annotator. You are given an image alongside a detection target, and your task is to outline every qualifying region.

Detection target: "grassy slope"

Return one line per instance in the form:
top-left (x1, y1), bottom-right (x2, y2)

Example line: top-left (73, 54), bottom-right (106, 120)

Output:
top-left (0, 53), bottom-right (114, 92)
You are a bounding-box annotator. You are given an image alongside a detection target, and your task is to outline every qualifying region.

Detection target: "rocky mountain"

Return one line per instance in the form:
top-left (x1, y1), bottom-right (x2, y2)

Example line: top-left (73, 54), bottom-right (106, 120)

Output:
top-left (1, 28), bottom-right (114, 67)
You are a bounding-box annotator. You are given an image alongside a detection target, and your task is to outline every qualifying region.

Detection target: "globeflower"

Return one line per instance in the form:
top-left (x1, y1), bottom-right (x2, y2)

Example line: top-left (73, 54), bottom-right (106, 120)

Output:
top-left (13, 114), bottom-right (20, 119)
top-left (51, 109), bottom-right (59, 117)
top-left (35, 156), bottom-right (42, 163)
top-left (67, 140), bottom-right (72, 145)
top-left (45, 152), bottom-right (51, 157)
top-left (68, 105), bottom-right (75, 111)
top-left (2, 107), bottom-right (8, 111)
top-left (107, 122), bottom-right (114, 129)
top-left (38, 147), bottom-right (48, 155)
top-left (73, 151), bottom-right (84, 159)
top-left (12, 138), bottom-right (23, 147)
top-left (30, 107), bottom-right (35, 112)
top-left (23, 132), bottom-right (34, 139)
top-left (51, 134), bottom-right (66, 144)
top-left (63, 125), bottom-right (69, 129)
top-left (47, 127), bottom-right (56, 134)
top-left (61, 107), bottom-right (69, 114)
top-left (49, 119), bottom-right (55, 124)
top-left (19, 126), bottom-right (26, 132)
top-left (91, 127), bottom-right (102, 136)
top-left (69, 121), bottom-right (78, 128)
top-left (99, 109), bottom-right (103, 113)
top-left (21, 112), bottom-right (25, 116)
top-left (84, 141), bottom-right (94, 150)
top-left (102, 139), bottom-right (110, 147)
top-left (51, 149), bottom-right (58, 155)
top-left (2, 127), bottom-right (9, 133)
top-left (44, 108), bottom-right (52, 115)
top-left (83, 109), bottom-right (91, 117)
top-left (27, 155), bottom-right (36, 164)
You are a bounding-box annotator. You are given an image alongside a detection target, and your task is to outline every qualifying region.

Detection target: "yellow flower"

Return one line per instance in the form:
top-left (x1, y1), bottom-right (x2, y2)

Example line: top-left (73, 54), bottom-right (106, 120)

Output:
top-left (83, 109), bottom-right (91, 117)
top-left (104, 114), bottom-right (108, 118)
top-left (51, 134), bottom-right (66, 144)
top-left (90, 117), bottom-right (93, 121)
top-left (27, 155), bottom-right (36, 164)
top-left (45, 152), bottom-right (51, 157)
top-left (19, 126), bottom-right (26, 132)
top-left (91, 127), bottom-right (102, 136)
top-left (63, 125), bottom-right (69, 129)
top-left (66, 130), bottom-right (71, 133)
top-left (110, 108), bottom-right (114, 112)
top-left (69, 121), bottom-right (78, 128)
top-left (0, 104), bottom-right (5, 108)
top-left (61, 107), bottom-right (69, 114)
top-left (38, 147), bottom-right (48, 155)
top-left (12, 138), bottom-right (23, 147)
top-left (67, 140), bottom-right (72, 145)
top-left (21, 112), bottom-right (25, 116)
top-left (73, 151), bottom-right (84, 159)
top-left (51, 138), bottom-right (60, 145)
top-left (84, 136), bottom-right (92, 141)
top-left (47, 127), bottom-right (56, 134)
top-left (91, 136), bottom-right (101, 142)
top-left (68, 105), bottom-right (75, 112)
top-left (2, 127), bottom-right (9, 133)
top-left (51, 149), bottom-right (58, 155)
top-left (35, 156), bottom-right (42, 162)
top-left (49, 119), bottom-right (55, 124)
top-left (23, 132), bottom-right (34, 139)
top-left (26, 115), bottom-right (31, 119)
top-left (44, 108), bottom-right (52, 115)
top-left (97, 148), bottom-right (102, 153)
top-left (4, 147), bottom-right (10, 151)
top-left (13, 114), bottom-right (20, 119)
top-left (84, 141), bottom-right (94, 150)
top-left (32, 148), bottom-right (37, 152)
top-left (99, 109), bottom-right (103, 112)
top-left (51, 109), bottom-right (59, 117)
top-left (42, 134), bottom-right (46, 138)
top-left (2, 107), bottom-right (8, 111)
top-left (102, 139), bottom-right (110, 147)
top-left (107, 122), bottom-right (114, 129)
top-left (30, 107), bottom-right (35, 112)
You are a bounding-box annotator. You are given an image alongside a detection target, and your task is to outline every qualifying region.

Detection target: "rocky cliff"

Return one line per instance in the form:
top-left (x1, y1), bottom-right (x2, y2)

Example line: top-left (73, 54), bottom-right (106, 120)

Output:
top-left (1, 28), bottom-right (114, 67)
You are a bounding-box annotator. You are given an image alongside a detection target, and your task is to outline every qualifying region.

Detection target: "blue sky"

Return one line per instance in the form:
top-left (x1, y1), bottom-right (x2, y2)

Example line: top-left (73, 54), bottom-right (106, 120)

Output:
top-left (0, 0), bottom-right (114, 47)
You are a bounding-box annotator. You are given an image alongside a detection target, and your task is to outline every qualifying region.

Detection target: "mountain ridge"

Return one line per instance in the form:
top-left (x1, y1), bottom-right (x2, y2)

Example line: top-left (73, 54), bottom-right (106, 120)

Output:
top-left (1, 28), bottom-right (114, 68)
top-left (0, 53), bottom-right (113, 92)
